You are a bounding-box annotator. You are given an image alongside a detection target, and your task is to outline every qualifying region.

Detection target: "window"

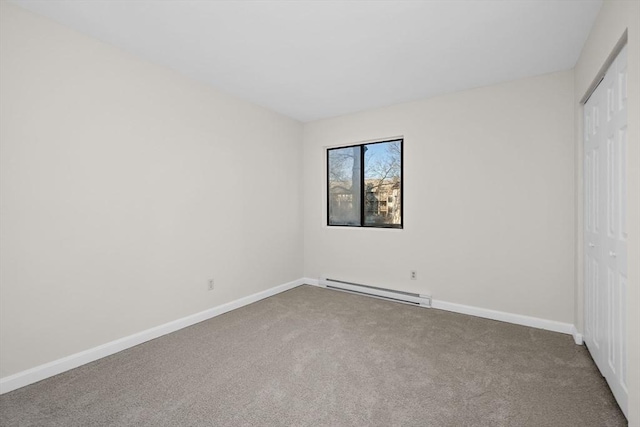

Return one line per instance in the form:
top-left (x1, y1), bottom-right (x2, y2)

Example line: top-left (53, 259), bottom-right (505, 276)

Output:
top-left (327, 138), bottom-right (402, 228)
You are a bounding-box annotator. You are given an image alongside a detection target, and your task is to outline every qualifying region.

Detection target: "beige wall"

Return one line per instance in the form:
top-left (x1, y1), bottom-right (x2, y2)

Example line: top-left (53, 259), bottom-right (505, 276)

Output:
top-left (0, 3), bottom-right (304, 378)
top-left (574, 1), bottom-right (640, 425)
top-left (303, 71), bottom-right (576, 324)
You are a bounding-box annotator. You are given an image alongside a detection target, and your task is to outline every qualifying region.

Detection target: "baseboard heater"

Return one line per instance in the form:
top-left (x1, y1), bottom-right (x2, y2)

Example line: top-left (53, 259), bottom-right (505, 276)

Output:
top-left (320, 278), bottom-right (432, 308)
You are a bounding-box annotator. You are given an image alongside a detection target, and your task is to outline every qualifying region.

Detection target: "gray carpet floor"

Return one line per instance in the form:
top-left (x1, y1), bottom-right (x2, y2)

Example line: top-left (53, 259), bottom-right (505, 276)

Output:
top-left (0, 285), bottom-right (627, 426)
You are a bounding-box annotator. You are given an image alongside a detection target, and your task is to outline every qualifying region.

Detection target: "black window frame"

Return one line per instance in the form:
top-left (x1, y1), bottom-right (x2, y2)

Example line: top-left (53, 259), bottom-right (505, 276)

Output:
top-left (326, 138), bottom-right (403, 229)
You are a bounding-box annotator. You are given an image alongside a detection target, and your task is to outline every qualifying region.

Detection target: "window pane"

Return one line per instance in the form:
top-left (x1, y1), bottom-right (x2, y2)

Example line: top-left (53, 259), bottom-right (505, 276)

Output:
top-left (364, 140), bottom-right (402, 226)
top-left (328, 146), bottom-right (361, 225)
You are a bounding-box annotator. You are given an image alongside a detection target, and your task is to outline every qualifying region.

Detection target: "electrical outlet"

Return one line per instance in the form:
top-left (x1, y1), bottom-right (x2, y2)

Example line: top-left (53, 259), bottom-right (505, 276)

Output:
top-left (410, 270), bottom-right (417, 280)
top-left (208, 279), bottom-right (214, 291)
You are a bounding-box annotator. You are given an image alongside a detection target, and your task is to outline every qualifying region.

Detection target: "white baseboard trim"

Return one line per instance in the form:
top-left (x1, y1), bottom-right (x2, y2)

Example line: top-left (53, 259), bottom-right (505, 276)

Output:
top-left (571, 326), bottom-right (584, 345)
top-left (305, 279), bottom-right (576, 338)
top-left (0, 278), bottom-right (304, 395)
top-left (431, 299), bottom-right (574, 336)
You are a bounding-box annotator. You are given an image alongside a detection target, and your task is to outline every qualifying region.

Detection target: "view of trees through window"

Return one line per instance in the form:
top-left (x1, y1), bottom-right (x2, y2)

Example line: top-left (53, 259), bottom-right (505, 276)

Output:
top-left (327, 139), bottom-right (402, 228)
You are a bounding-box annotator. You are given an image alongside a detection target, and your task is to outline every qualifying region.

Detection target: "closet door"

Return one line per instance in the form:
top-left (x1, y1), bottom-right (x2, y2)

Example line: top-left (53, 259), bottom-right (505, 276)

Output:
top-left (584, 44), bottom-right (628, 417)
top-left (584, 72), bottom-right (604, 372)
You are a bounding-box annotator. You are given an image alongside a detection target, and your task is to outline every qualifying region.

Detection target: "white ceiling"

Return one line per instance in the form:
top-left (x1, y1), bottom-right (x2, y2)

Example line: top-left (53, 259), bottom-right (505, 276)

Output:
top-left (12, 0), bottom-right (602, 122)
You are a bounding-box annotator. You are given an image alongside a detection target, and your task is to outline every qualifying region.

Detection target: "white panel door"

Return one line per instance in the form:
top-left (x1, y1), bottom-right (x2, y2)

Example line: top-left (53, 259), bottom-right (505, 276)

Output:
top-left (584, 45), bottom-right (628, 417)
top-left (584, 77), bottom-right (604, 372)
